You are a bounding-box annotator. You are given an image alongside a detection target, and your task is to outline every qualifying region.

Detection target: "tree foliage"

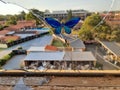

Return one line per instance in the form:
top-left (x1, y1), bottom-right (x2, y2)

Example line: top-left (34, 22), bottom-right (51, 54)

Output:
top-left (5, 16), bottom-right (17, 25)
top-left (79, 14), bottom-right (114, 41)
top-left (25, 9), bottom-right (44, 25)
top-left (0, 24), bottom-right (3, 30)
top-left (67, 10), bottom-right (72, 21)
top-left (0, 9), bottom-right (44, 26)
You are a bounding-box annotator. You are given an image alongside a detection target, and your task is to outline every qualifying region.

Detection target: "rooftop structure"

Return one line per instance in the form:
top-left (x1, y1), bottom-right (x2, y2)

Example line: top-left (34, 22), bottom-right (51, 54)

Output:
top-left (45, 45), bottom-right (58, 51)
top-left (24, 51), bottom-right (96, 70)
top-left (24, 51), bottom-right (65, 61)
top-left (27, 46), bottom-right (45, 52)
top-left (97, 40), bottom-right (120, 66)
top-left (5, 20), bottom-right (36, 31)
top-left (27, 45), bottom-right (58, 52)
top-left (0, 30), bottom-right (10, 36)
top-left (99, 41), bottom-right (120, 57)
top-left (24, 51), bottom-right (96, 62)
top-left (100, 12), bottom-right (120, 28)
top-left (44, 9), bottom-right (88, 20)
top-left (0, 35), bottom-right (20, 43)
top-left (31, 35), bottom-right (53, 46)
top-left (55, 34), bottom-right (86, 51)
top-left (64, 51), bottom-right (96, 61)
top-left (70, 38), bottom-right (86, 51)
top-left (13, 31), bottom-right (39, 38)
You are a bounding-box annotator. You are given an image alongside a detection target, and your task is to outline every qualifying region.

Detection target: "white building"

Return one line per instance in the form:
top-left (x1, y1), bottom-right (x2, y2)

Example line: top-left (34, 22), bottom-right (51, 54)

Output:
top-left (44, 9), bottom-right (89, 20)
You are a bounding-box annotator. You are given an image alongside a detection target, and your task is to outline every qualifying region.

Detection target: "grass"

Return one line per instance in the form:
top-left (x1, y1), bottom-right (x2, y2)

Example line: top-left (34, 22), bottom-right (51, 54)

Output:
top-left (0, 48), bottom-right (6, 52)
top-left (52, 39), bottom-right (66, 47)
top-left (0, 52), bottom-right (15, 67)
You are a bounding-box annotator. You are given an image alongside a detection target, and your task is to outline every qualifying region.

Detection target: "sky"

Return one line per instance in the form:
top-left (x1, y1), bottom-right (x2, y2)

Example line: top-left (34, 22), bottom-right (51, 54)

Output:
top-left (0, 0), bottom-right (120, 15)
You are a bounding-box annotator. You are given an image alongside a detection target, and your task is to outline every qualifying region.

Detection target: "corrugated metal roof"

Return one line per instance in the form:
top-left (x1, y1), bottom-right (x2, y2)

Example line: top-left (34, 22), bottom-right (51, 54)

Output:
top-left (31, 35), bottom-right (53, 46)
top-left (70, 39), bottom-right (85, 48)
top-left (100, 41), bottom-right (120, 57)
top-left (15, 34), bottom-right (35, 38)
top-left (24, 51), bottom-right (96, 62)
top-left (52, 11), bottom-right (67, 14)
top-left (27, 46), bottom-right (45, 52)
top-left (64, 52), bottom-right (96, 61)
top-left (24, 52), bottom-right (65, 61)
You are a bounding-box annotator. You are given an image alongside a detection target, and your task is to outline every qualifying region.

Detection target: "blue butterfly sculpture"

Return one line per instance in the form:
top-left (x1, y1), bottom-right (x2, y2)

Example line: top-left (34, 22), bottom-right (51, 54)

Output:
top-left (45, 17), bottom-right (80, 34)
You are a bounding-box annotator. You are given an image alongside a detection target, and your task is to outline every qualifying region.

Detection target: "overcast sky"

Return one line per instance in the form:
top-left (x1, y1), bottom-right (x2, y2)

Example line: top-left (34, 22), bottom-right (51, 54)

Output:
top-left (0, 0), bottom-right (120, 15)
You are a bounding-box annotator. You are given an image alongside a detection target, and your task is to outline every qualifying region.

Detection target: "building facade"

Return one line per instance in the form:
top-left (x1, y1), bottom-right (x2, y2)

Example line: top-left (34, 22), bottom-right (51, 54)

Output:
top-left (44, 9), bottom-right (89, 20)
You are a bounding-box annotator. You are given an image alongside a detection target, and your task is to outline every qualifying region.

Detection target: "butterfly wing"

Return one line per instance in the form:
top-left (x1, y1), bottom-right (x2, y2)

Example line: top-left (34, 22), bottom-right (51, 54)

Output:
top-left (54, 27), bottom-right (62, 34)
top-left (45, 17), bottom-right (61, 28)
top-left (65, 17), bottom-right (80, 28)
top-left (45, 17), bottom-right (62, 34)
top-left (64, 26), bottom-right (71, 34)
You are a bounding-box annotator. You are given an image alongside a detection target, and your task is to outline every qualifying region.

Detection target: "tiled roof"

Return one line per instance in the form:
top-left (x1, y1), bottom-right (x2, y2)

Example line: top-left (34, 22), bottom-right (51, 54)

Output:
top-left (45, 45), bottom-right (58, 51)
top-left (0, 30), bottom-right (10, 35)
top-left (0, 36), bottom-right (20, 43)
top-left (5, 20), bottom-right (36, 31)
top-left (106, 20), bottom-right (120, 25)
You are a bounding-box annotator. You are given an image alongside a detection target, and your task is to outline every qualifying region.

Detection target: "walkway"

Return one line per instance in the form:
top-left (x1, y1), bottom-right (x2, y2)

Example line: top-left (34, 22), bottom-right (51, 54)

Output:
top-left (86, 44), bottom-right (119, 70)
top-left (3, 55), bottom-right (26, 70)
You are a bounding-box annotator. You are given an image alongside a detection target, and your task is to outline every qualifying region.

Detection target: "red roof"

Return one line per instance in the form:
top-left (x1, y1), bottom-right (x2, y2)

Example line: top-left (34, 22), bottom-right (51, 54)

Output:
top-left (5, 20), bottom-right (36, 31)
top-left (106, 20), bottom-right (120, 26)
top-left (0, 30), bottom-right (10, 35)
top-left (0, 36), bottom-right (20, 43)
top-left (45, 45), bottom-right (58, 51)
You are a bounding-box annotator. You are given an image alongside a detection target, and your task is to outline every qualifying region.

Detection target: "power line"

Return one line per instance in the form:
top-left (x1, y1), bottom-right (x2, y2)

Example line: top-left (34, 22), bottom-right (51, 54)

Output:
top-left (91, 0), bottom-right (115, 31)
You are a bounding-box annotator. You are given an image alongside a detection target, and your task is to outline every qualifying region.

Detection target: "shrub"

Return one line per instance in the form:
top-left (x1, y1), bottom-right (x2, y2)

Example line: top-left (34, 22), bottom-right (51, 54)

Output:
top-left (0, 52), bottom-right (15, 66)
top-left (95, 62), bottom-right (103, 70)
top-left (17, 46), bottom-right (23, 50)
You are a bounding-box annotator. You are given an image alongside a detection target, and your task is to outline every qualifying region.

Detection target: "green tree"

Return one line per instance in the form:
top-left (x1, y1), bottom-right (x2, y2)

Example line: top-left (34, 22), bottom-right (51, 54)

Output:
top-left (0, 24), bottom-right (3, 30)
top-left (6, 16), bottom-right (17, 25)
top-left (25, 12), bottom-right (34, 20)
top-left (15, 11), bottom-right (26, 21)
top-left (111, 28), bottom-right (120, 42)
top-left (25, 9), bottom-right (44, 25)
top-left (19, 11), bottom-right (26, 20)
top-left (67, 10), bottom-right (72, 21)
top-left (31, 9), bottom-right (44, 17)
top-left (79, 29), bottom-right (93, 41)
top-left (0, 15), bottom-right (6, 21)
top-left (79, 13), bottom-right (111, 41)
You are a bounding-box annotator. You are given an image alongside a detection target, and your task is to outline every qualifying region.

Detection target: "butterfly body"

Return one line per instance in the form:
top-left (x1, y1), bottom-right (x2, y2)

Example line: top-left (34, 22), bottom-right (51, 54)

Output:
top-left (45, 17), bottom-right (80, 34)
